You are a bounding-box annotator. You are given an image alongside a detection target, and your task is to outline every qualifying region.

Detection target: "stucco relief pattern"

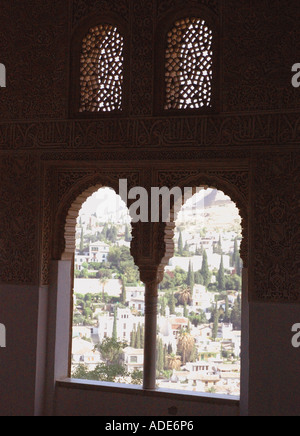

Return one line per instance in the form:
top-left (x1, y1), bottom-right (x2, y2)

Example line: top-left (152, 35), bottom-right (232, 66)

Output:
top-left (130, 0), bottom-right (154, 116)
top-left (156, 0), bottom-right (219, 19)
top-left (2, 114), bottom-right (300, 150)
top-left (222, 0), bottom-right (300, 112)
top-left (72, 0), bottom-right (130, 27)
top-left (0, 154), bottom-right (39, 285)
top-left (0, 0), bottom-right (68, 120)
top-left (0, 0), bottom-right (299, 305)
top-left (252, 152), bottom-right (300, 302)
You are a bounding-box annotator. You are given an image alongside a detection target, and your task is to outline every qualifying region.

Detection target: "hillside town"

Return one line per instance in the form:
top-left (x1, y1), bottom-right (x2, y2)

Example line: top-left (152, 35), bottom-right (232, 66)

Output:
top-left (71, 188), bottom-right (242, 396)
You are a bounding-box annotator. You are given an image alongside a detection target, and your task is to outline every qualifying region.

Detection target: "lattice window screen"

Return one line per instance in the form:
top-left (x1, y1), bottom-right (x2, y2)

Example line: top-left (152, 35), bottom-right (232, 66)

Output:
top-left (80, 24), bottom-right (124, 112)
top-left (165, 18), bottom-right (213, 110)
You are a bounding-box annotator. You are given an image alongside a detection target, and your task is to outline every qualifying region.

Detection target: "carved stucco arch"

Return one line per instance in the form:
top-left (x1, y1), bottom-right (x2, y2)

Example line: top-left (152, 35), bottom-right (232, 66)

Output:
top-left (51, 167), bottom-right (248, 289)
top-left (157, 171), bottom-right (249, 282)
top-left (52, 171), bottom-right (139, 262)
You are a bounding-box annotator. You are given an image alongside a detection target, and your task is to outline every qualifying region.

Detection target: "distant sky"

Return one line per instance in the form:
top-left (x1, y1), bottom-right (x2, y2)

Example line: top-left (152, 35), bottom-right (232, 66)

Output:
top-left (79, 187), bottom-right (236, 223)
top-left (79, 187), bottom-right (128, 222)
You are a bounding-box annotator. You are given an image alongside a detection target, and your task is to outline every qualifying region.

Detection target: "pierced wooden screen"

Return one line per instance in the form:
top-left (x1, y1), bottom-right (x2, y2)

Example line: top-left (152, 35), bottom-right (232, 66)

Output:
top-left (80, 24), bottom-right (124, 113)
top-left (165, 18), bottom-right (213, 110)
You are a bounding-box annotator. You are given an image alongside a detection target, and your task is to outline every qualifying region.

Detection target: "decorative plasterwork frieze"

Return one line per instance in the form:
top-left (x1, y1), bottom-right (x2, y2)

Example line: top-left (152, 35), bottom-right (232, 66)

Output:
top-left (1, 113), bottom-right (300, 150)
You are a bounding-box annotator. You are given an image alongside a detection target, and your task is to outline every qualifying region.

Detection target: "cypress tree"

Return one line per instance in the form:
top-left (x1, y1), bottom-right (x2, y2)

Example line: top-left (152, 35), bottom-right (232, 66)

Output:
top-left (224, 295), bottom-right (230, 323)
top-left (212, 304), bottom-right (219, 340)
top-left (233, 238), bottom-right (242, 276)
top-left (169, 292), bottom-right (176, 315)
top-left (136, 324), bottom-right (141, 349)
top-left (217, 255), bottom-right (225, 291)
top-left (140, 325), bottom-right (144, 349)
top-left (231, 295), bottom-right (242, 330)
top-left (194, 270), bottom-right (204, 285)
top-left (201, 249), bottom-right (210, 287)
top-left (187, 260), bottom-right (194, 293)
top-left (121, 276), bottom-right (126, 305)
top-left (130, 329), bottom-right (136, 348)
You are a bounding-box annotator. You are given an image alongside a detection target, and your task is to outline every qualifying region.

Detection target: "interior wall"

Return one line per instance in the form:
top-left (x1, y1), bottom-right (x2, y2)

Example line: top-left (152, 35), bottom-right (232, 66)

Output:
top-left (54, 382), bottom-right (239, 417)
top-left (248, 302), bottom-right (300, 416)
top-left (0, 285), bottom-right (40, 416)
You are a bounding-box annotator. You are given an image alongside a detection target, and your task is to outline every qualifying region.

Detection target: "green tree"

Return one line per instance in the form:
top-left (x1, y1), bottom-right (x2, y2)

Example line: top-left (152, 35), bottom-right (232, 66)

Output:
top-left (72, 364), bottom-right (95, 380)
top-left (107, 246), bottom-right (132, 269)
top-left (130, 369), bottom-right (143, 385)
top-left (188, 310), bottom-right (207, 327)
top-left (225, 274), bottom-right (241, 291)
top-left (212, 304), bottom-right (220, 340)
top-left (169, 291), bottom-right (176, 315)
top-left (97, 337), bottom-right (127, 366)
top-left (119, 260), bottom-right (139, 284)
top-left (107, 225), bottom-right (118, 243)
top-left (214, 234), bottom-right (222, 254)
top-left (93, 363), bottom-right (127, 382)
top-left (173, 267), bottom-right (187, 287)
top-left (120, 276), bottom-right (127, 305)
top-left (231, 295), bottom-right (242, 330)
top-left (82, 307), bottom-right (93, 322)
top-left (159, 297), bottom-right (166, 316)
top-left (232, 238), bottom-right (242, 276)
top-left (187, 260), bottom-right (194, 293)
top-left (125, 224), bottom-right (132, 242)
top-left (194, 270), bottom-right (204, 285)
top-left (80, 268), bottom-right (89, 278)
top-left (140, 325), bottom-right (144, 349)
top-left (136, 324), bottom-right (142, 349)
top-left (224, 295), bottom-right (230, 323)
top-left (201, 250), bottom-right (211, 287)
top-left (217, 255), bottom-right (226, 291)
top-left (130, 328), bottom-right (137, 348)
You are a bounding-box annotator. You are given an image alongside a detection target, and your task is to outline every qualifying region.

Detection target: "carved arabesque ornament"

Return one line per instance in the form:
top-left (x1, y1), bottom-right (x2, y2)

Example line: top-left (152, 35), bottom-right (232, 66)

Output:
top-left (252, 152), bottom-right (300, 302)
top-left (41, 165), bottom-right (249, 296)
top-left (0, 0), bottom-right (299, 306)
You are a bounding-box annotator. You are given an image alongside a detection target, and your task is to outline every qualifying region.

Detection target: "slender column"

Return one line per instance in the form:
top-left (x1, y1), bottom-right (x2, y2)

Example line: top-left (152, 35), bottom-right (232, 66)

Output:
top-left (240, 267), bottom-right (249, 416)
top-left (143, 280), bottom-right (158, 390)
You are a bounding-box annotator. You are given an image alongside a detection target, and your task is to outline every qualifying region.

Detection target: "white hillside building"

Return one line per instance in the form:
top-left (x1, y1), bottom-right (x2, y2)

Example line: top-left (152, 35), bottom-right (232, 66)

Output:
top-left (89, 241), bottom-right (110, 263)
top-left (98, 308), bottom-right (144, 344)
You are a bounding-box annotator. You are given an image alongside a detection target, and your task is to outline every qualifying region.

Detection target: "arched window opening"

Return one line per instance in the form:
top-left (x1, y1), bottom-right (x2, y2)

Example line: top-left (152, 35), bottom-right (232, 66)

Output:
top-left (156, 188), bottom-right (242, 397)
top-left (71, 187), bottom-right (144, 386)
top-left (79, 24), bottom-right (124, 113)
top-left (165, 17), bottom-right (213, 110)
